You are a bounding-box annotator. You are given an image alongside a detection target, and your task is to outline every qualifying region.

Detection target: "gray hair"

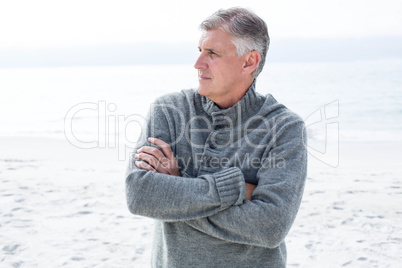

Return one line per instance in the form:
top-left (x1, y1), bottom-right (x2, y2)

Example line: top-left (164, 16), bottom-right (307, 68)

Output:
top-left (199, 7), bottom-right (270, 78)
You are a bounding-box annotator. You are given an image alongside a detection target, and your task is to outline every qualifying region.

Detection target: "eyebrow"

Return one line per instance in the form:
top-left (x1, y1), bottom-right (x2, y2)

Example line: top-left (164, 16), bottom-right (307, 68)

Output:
top-left (198, 47), bottom-right (220, 54)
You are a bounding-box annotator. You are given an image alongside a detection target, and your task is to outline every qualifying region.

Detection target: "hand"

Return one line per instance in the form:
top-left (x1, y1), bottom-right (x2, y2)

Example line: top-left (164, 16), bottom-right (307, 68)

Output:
top-left (135, 137), bottom-right (181, 176)
top-left (245, 183), bottom-right (256, 201)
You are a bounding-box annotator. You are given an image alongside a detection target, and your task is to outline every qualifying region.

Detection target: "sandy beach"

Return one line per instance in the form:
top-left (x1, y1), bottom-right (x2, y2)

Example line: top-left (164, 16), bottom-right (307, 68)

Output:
top-left (0, 137), bottom-right (153, 267)
top-left (1, 137), bottom-right (401, 267)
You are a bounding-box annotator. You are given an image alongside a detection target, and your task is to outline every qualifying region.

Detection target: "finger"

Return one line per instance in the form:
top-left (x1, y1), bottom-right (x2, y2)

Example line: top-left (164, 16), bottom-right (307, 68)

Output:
top-left (134, 160), bottom-right (156, 172)
top-left (137, 145), bottom-right (165, 161)
top-left (148, 137), bottom-right (174, 159)
top-left (135, 153), bottom-right (161, 170)
top-left (135, 152), bottom-right (171, 174)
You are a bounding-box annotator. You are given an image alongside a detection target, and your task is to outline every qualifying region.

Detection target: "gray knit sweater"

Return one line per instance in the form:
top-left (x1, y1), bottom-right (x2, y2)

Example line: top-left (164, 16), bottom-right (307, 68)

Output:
top-left (125, 82), bottom-right (307, 267)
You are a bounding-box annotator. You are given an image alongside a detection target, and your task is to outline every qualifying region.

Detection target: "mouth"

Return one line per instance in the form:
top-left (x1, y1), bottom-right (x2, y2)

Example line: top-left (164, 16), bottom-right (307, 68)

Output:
top-left (198, 75), bottom-right (211, 80)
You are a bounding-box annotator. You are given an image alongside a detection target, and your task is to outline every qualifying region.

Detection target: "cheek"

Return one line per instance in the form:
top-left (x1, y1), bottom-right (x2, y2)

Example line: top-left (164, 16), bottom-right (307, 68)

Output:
top-left (225, 58), bottom-right (243, 73)
top-left (209, 58), bottom-right (242, 82)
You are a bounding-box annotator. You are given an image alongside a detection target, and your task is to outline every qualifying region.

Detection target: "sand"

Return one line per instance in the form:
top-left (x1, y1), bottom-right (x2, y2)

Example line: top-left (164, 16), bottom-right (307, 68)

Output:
top-left (0, 137), bottom-right (153, 267)
top-left (1, 137), bottom-right (401, 267)
top-left (287, 142), bottom-right (402, 267)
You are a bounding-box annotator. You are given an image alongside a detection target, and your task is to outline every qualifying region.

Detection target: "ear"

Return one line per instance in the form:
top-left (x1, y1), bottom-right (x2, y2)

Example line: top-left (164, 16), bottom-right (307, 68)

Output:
top-left (242, 51), bottom-right (261, 75)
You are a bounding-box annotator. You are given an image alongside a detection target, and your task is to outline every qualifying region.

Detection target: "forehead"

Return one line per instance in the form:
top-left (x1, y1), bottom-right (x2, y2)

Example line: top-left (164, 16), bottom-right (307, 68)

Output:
top-left (198, 29), bottom-right (236, 51)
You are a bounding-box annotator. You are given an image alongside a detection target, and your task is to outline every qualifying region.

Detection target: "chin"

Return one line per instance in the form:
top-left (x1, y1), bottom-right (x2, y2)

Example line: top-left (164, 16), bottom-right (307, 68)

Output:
top-left (197, 86), bottom-right (209, 97)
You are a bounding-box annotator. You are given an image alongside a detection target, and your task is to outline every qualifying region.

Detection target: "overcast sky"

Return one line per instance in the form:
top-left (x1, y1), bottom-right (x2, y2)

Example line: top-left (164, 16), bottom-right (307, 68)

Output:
top-left (1, 0), bottom-right (401, 49)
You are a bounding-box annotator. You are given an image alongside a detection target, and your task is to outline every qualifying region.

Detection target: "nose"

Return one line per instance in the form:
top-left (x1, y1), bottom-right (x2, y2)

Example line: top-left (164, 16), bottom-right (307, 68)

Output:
top-left (194, 53), bottom-right (207, 70)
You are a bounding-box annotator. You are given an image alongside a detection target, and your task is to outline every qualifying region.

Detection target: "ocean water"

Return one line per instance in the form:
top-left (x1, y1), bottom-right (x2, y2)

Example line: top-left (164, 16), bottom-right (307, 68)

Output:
top-left (1, 60), bottom-right (401, 148)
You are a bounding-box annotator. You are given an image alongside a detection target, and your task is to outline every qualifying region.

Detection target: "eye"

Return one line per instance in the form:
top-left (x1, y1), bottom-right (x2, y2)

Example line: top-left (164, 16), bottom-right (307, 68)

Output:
top-left (198, 48), bottom-right (218, 57)
top-left (207, 50), bottom-right (217, 57)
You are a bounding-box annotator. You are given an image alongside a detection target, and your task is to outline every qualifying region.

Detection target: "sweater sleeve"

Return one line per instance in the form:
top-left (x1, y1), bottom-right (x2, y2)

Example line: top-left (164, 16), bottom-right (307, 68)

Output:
top-left (184, 120), bottom-right (307, 248)
top-left (125, 98), bottom-right (245, 221)
top-left (126, 167), bottom-right (245, 221)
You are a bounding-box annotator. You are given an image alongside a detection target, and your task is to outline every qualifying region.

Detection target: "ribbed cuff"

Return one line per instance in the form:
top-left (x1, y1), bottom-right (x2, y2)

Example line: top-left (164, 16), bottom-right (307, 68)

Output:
top-left (214, 167), bottom-right (245, 210)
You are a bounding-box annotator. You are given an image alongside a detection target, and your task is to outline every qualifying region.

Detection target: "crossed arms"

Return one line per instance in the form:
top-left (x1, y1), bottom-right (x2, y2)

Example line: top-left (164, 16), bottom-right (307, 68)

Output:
top-left (125, 112), bottom-right (307, 248)
top-left (134, 137), bottom-right (256, 200)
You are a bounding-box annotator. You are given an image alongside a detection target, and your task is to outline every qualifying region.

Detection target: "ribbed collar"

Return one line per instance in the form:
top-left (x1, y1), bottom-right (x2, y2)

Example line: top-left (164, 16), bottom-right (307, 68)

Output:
top-left (201, 80), bottom-right (265, 123)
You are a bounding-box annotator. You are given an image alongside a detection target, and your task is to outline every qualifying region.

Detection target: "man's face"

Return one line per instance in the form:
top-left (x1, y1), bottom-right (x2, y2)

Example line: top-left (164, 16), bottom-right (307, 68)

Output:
top-left (194, 29), bottom-right (247, 107)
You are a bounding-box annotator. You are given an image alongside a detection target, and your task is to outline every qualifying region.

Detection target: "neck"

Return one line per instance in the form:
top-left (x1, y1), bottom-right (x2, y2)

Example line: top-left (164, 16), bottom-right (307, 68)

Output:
top-left (214, 78), bottom-right (255, 109)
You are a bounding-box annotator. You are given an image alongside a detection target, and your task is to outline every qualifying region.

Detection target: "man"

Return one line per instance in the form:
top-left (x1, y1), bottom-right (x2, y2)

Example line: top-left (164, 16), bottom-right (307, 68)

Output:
top-left (126, 7), bottom-right (307, 267)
